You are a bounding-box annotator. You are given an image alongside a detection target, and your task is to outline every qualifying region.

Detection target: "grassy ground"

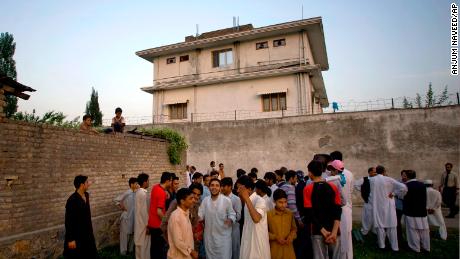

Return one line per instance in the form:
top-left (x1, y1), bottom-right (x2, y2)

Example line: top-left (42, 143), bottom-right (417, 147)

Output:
top-left (98, 228), bottom-right (459, 259)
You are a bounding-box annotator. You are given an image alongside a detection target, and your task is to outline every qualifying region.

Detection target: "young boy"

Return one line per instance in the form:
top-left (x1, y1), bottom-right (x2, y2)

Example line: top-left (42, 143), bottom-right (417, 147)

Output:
top-left (267, 189), bottom-right (297, 259)
top-left (111, 107), bottom-right (126, 133)
top-left (304, 160), bottom-right (342, 259)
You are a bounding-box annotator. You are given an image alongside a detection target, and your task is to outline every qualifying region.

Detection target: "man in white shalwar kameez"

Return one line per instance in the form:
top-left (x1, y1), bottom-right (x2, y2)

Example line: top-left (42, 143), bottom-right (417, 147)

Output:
top-left (134, 173), bottom-right (151, 259)
top-left (425, 180), bottom-right (447, 240)
top-left (237, 176), bottom-right (270, 259)
top-left (114, 178), bottom-right (138, 255)
top-left (369, 167), bottom-right (407, 251)
top-left (198, 178), bottom-right (236, 259)
top-left (354, 167), bottom-right (377, 235)
top-left (221, 177), bottom-right (242, 259)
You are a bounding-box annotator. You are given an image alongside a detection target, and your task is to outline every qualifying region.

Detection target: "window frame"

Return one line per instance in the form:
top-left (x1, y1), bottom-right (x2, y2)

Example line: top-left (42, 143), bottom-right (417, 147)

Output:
top-left (169, 103), bottom-right (188, 120)
top-left (212, 48), bottom-right (233, 68)
top-left (262, 92), bottom-right (287, 112)
top-left (273, 39), bottom-right (286, 47)
top-left (256, 41), bottom-right (269, 50)
top-left (166, 57), bottom-right (176, 64)
top-left (180, 55), bottom-right (189, 62)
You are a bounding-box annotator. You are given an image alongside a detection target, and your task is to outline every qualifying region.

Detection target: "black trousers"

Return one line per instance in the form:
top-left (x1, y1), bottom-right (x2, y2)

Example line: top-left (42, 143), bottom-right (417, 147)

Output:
top-left (443, 187), bottom-right (459, 216)
top-left (396, 209), bottom-right (404, 243)
top-left (150, 228), bottom-right (166, 259)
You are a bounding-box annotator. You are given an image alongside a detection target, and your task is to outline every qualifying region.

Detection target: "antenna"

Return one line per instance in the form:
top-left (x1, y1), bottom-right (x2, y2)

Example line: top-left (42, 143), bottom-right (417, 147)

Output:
top-left (237, 16), bottom-right (240, 31)
top-left (233, 16), bottom-right (236, 27)
top-left (196, 24), bottom-right (199, 37)
top-left (302, 5), bottom-right (304, 19)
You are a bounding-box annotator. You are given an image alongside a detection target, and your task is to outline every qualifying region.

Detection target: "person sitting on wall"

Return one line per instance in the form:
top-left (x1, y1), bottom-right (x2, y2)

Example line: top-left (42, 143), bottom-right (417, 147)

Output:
top-left (79, 114), bottom-right (99, 134)
top-left (111, 107), bottom-right (126, 133)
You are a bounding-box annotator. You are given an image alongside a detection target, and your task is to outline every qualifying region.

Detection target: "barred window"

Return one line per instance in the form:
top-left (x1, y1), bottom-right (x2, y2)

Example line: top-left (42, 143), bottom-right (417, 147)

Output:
top-left (262, 93), bottom-right (286, 112)
top-left (169, 103), bottom-right (187, 119)
top-left (256, 41), bottom-right (269, 50)
top-left (273, 39), bottom-right (286, 47)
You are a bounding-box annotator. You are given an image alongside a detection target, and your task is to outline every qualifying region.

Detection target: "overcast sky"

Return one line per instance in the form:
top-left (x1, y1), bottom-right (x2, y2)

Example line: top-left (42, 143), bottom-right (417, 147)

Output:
top-left (1, 0), bottom-right (458, 122)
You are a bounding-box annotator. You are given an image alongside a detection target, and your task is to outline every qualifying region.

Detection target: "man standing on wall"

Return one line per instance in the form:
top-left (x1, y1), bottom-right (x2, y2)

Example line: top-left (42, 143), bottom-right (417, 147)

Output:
top-left (135, 173), bottom-right (151, 259)
top-left (114, 177), bottom-right (139, 255)
top-left (439, 163), bottom-right (459, 218)
top-left (64, 175), bottom-right (98, 259)
top-left (149, 172), bottom-right (172, 259)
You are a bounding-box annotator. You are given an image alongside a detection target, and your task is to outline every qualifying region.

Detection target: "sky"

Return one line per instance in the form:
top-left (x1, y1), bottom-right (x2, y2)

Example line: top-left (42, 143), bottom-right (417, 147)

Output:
top-left (1, 0), bottom-right (459, 122)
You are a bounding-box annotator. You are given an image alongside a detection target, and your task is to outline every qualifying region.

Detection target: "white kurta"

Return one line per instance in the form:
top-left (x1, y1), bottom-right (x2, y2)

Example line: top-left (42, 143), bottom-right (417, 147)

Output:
top-left (134, 188), bottom-right (151, 259)
top-left (369, 174), bottom-right (407, 251)
top-left (340, 169), bottom-right (354, 259)
top-left (354, 177), bottom-right (373, 235)
top-left (114, 189), bottom-right (136, 254)
top-left (426, 187), bottom-right (447, 240)
top-left (227, 193), bottom-right (242, 259)
top-left (240, 192), bottom-right (270, 259)
top-left (199, 194), bottom-right (236, 259)
top-left (262, 194), bottom-right (274, 211)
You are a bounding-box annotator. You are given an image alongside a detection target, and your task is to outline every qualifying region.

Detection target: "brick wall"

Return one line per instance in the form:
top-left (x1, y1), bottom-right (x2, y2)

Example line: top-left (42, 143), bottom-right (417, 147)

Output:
top-left (0, 119), bottom-right (185, 258)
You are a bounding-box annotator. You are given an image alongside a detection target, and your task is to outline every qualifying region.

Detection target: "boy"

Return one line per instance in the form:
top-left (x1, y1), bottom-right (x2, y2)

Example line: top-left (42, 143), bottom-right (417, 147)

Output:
top-left (267, 189), bottom-right (297, 259)
top-left (111, 107), bottom-right (126, 133)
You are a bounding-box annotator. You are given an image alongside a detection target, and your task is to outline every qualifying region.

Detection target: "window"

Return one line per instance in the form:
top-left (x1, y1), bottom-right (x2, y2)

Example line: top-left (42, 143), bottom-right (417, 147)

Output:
top-left (273, 39), bottom-right (286, 47)
top-left (180, 55), bottom-right (189, 62)
top-left (256, 41), bottom-right (268, 50)
top-left (166, 57), bottom-right (176, 64)
top-left (262, 93), bottom-right (286, 112)
top-left (169, 103), bottom-right (187, 119)
top-left (212, 49), bottom-right (233, 67)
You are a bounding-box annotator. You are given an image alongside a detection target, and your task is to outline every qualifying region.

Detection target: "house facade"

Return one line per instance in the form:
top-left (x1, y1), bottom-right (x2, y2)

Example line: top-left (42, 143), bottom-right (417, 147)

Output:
top-left (136, 17), bottom-right (329, 123)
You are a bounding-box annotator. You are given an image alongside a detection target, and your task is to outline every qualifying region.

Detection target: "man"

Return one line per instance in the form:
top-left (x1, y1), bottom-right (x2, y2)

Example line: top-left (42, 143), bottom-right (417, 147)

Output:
top-left (255, 179), bottom-right (273, 211)
top-left (185, 165), bottom-right (192, 187)
top-left (114, 177), bottom-right (138, 255)
top-left (280, 171), bottom-right (302, 227)
top-left (167, 188), bottom-right (199, 259)
top-left (236, 169), bottom-right (247, 179)
top-left (274, 170), bottom-right (284, 185)
top-left (248, 172), bottom-right (258, 183)
top-left (294, 170), bottom-right (309, 259)
top-left (135, 173), bottom-right (151, 259)
top-left (330, 151), bottom-right (354, 259)
top-left (221, 177), bottom-right (242, 259)
top-left (264, 172), bottom-right (278, 194)
top-left (218, 163), bottom-right (225, 179)
top-left (166, 175), bottom-right (180, 210)
top-left (79, 114), bottom-right (98, 134)
top-left (369, 165), bottom-right (407, 251)
top-left (304, 160), bottom-right (341, 259)
top-left (185, 166), bottom-right (197, 187)
top-left (210, 170), bottom-right (220, 179)
top-left (199, 178), bottom-right (236, 259)
top-left (250, 168), bottom-right (259, 178)
top-left (439, 162), bottom-right (459, 218)
top-left (395, 170), bottom-right (408, 243)
top-left (403, 170), bottom-right (430, 252)
top-left (148, 172), bottom-right (172, 259)
top-left (202, 174), bottom-right (211, 200)
top-left (111, 107), bottom-right (126, 133)
top-left (425, 179), bottom-right (447, 240)
top-left (238, 175), bottom-right (270, 259)
top-left (64, 175), bottom-right (97, 258)
top-left (192, 172), bottom-right (203, 185)
top-left (354, 167), bottom-right (377, 235)
top-left (207, 161), bottom-right (216, 174)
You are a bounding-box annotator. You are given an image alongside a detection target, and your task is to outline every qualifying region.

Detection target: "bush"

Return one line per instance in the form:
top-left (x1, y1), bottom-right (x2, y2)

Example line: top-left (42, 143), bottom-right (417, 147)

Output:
top-left (139, 127), bottom-right (188, 165)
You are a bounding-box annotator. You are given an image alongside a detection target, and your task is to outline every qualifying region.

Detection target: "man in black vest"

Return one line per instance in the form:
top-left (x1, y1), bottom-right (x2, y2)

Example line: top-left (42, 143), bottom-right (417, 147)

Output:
top-left (354, 167), bottom-right (376, 235)
top-left (403, 170), bottom-right (430, 253)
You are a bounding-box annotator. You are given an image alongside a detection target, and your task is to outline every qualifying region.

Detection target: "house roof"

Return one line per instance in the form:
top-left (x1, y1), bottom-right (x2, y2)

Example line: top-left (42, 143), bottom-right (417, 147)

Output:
top-left (136, 17), bottom-right (329, 71)
top-left (0, 73), bottom-right (36, 100)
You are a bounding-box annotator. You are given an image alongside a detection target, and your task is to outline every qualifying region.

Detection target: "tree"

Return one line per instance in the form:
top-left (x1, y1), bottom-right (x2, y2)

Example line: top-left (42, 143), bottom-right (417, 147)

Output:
top-left (403, 97), bottom-right (412, 108)
top-left (0, 32), bottom-right (18, 117)
top-left (436, 85), bottom-right (450, 105)
top-left (415, 93), bottom-right (422, 108)
top-left (425, 82), bottom-right (435, 107)
top-left (84, 87), bottom-right (103, 127)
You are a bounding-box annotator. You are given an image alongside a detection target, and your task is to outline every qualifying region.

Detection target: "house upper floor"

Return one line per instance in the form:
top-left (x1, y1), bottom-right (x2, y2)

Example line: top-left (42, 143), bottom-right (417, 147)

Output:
top-left (136, 17), bottom-right (329, 93)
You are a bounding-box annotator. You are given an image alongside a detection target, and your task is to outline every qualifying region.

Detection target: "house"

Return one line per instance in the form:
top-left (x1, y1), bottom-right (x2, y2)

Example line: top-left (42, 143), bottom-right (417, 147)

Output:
top-left (136, 17), bottom-right (329, 123)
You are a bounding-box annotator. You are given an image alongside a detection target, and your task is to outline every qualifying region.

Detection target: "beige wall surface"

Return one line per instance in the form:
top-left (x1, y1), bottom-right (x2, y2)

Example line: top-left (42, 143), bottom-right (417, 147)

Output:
top-left (148, 106), bottom-right (460, 197)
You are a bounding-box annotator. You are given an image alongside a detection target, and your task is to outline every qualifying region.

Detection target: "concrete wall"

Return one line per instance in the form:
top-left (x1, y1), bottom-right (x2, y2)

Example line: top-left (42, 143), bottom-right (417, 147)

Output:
top-left (147, 106), bottom-right (460, 190)
top-left (0, 119), bottom-right (184, 258)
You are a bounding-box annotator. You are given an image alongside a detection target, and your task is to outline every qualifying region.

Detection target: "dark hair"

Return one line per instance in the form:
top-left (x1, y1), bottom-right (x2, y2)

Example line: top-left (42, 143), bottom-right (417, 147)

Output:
top-left (237, 175), bottom-right (255, 190)
top-left (128, 177), bottom-right (137, 186)
top-left (275, 169), bottom-right (283, 178)
top-left (236, 169), bottom-right (247, 178)
top-left (330, 151), bottom-right (343, 161)
top-left (264, 172), bottom-right (276, 182)
top-left (219, 163), bottom-right (223, 167)
top-left (248, 172), bottom-right (257, 180)
top-left (189, 183), bottom-right (203, 195)
top-left (221, 177), bottom-right (233, 187)
top-left (285, 170), bottom-right (297, 181)
top-left (210, 161), bottom-right (215, 166)
top-left (82, 114), bottom-right (91, 121)
top-left (313, 154), bottom-right (331, 172)
top-left (250, 168), bottom-right (258, 174)
top-left (173, 176), bottom-right (179, 181)
top-left (255, 179), bottom-right (271, 196)
top-left (400, 169), bottom-right (407, 176)
top-left (203, 174), bottom-right (211, 180)
top-left (210, 171), bottom-right (219, 177)
top-left (280, 167), bottom-right (288, 174)
top-left (160, 172), bottom-right (172, 183)
top-left (176, 188), bottom-right (193, 205)
top-left (209, 178), bottom-right (221, 186)
top-left (405, 170), bottom-right (416, 179)
top-left (273, 188), bottom-right (287, 201)
top-left (73, 175), bottom-right (88, 189)
top-left (115, 107), bottom-right (122, 113)
top-left (376, 165), bottom-right (386, 175)
top-left (445, 162), bottom-right (453, 167)
top-left (137, 173), bottom-right (149, 186)
top-left (191, 166), bottom-right (196, 171)
top-left (368, 167), bottom-right (375, 173)
top-left (192, 172), bottom-right (203, 180)
top-left (307, 160), bottom-right (323, 177)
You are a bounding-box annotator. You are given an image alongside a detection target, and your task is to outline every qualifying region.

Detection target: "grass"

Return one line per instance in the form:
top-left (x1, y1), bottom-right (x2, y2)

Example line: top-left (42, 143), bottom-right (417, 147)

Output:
top-left (98, 228), bottom-right (459, 259)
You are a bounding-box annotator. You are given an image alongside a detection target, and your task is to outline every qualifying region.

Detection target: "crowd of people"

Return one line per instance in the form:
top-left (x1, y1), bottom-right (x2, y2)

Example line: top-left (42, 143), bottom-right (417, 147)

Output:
top-left (63, 151), bottom-right (458, 259)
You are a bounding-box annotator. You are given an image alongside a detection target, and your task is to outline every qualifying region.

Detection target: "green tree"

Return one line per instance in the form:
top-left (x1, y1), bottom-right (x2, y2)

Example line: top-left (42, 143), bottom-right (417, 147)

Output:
top-left (436, 85), bottom-right (449, 105)
top-left (403, 97), bottom-right (412, 108)
top-left (0, 32), bottom-right (18, 117)
top-left (84, 87), bottom-right (103, 127)
top-left (415, 93), bottom-right (422, 108)
top-left (425, 82), bottom-right (435, 107)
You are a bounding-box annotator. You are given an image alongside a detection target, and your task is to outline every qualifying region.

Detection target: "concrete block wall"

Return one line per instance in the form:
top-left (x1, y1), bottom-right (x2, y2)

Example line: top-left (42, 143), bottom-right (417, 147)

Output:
top-left (0, 119), bottom-right (185, 258)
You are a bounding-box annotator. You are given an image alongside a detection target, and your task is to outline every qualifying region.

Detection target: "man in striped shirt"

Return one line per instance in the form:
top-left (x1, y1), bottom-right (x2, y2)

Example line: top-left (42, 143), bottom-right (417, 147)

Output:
top-left (279, 170), bottom-right (302, 227)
